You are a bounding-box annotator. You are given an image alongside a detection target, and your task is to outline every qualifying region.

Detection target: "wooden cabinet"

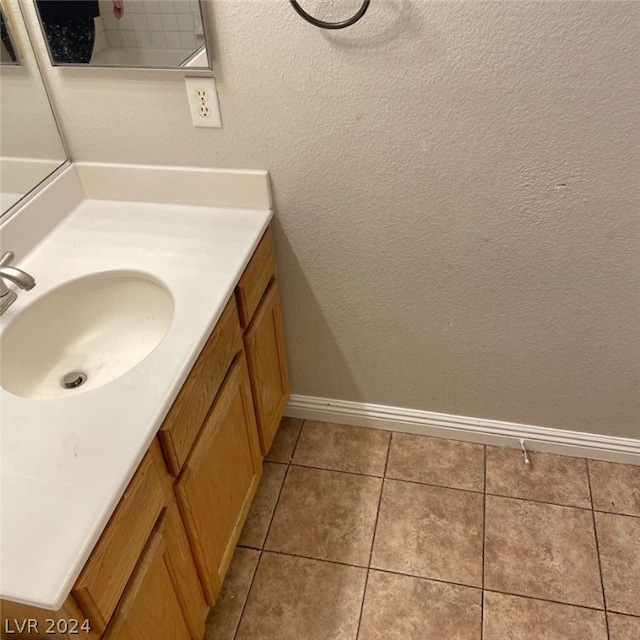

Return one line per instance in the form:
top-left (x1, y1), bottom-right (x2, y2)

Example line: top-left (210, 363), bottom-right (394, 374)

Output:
top-left (236, 228), bottom-right (276, 327)
top-left (175, 353), bottom-right (262, 604)
top-left (103, 511), bottom-right (190, 640)
top-left (236, 227), bottom-right (290, 455)
top-left (0, 443), bottom-right (208, 640)
top-left (244, 280), bottom-right (290, 454)
top-left (73, 448), bottom-right (166, 635)
top-left (74, 443), bottom-right (207, 640)
top-left (0, 224), bottom-right (289, 640)
top-left (0, 596), bottom-right (98, 640)
top-left (159, 297), bottom-right (243, 476)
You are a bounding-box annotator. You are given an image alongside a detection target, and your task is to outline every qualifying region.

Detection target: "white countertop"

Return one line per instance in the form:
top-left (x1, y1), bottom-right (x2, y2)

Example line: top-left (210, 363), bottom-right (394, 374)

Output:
top-left (0, 194), bottom-right (271, 608)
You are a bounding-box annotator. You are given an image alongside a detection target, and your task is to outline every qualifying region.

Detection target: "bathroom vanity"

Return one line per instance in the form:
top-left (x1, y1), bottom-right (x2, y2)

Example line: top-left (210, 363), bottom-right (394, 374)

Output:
top-left (0, 165), bottom-right (289, 640)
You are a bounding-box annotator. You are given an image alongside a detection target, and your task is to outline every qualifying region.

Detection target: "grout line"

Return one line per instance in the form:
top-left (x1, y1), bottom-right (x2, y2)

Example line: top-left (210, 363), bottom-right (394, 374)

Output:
top-left (232, 419), bottom-right (303, 639)
top-left (237, 544), bottom-right (262, 553)
top-left (264, 548), bottom-right (626, 629)
top-left (593, 509), bottom-right (640, 520)
top-left (480, 587), bottom-right (610, 614)
top-left (383, 431), bottom-right (392, 477)
top-left (236, 546), bottom-right (614, 616)
top-left (481, 445), bottom-right (487, 639)
top-left (288, 418), bottom-right (305, 464)
top-left (368, 433), bottom-right (391, 566)
top-left (260, 547), bottom-right (369, 570)
top-left (260, 458), bottom-right (294, 551)
top-left (231, 548), bottom-right (263, 640)
top-left (292, 461), bottom-right (386, 479)
top-left (374, 564), bottom-right (611, 613)
top-left (354, 569), bottom-right (370, 640)
top-left (288, 461), bottom-right (621, 514)
top-left (371, 565), bottom-right (482, 591)
top-left (606, 609), bottom-right (640, 619)
top-left (586, 460), bottom-right (611, 640)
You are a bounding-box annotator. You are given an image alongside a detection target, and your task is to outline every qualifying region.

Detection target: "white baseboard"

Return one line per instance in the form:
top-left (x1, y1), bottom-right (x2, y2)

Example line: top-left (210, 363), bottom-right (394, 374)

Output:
top-left (285, 395), bottom-right (640, 466)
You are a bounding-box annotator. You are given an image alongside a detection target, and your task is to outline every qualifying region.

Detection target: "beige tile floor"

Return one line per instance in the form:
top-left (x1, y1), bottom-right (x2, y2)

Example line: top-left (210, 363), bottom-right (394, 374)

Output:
top-left (205, 418), bottom-right (640, 640)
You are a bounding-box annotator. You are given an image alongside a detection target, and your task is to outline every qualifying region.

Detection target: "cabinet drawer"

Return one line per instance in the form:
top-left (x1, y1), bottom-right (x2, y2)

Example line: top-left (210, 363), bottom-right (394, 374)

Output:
top-left (235, 228), bottom-right (276, 328)
top-left (159, 296), bottom-right (243, 475)
top-left (72, 444), bottom-right (166, 634)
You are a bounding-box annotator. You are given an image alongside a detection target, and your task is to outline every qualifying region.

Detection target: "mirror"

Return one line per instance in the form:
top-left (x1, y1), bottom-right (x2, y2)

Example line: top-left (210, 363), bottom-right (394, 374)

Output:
top-left (1, 7), bottom-right (20, 63)
top-left (34, 0), bottom-right (210, 69)
top-left (0, 0), bottom-right (67, 216)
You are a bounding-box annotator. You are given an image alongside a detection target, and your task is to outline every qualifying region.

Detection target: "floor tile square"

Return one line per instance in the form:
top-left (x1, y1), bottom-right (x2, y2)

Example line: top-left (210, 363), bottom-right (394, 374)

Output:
top-left (371, 479), bottom-right (484, 586)
top-left (588, 460), bottom-right (640, 516)
top-left (265, 417), bottom-right (303, 463)
top-left (484, 495), bottom-right (603, 608)
top-left (595, 512), bottom-right (640, 615)
top-left (293, 421), bottom-right (390, 476)
top-left (486, 447), bottom-right (591, 507)
top-left (358, 570), bottom-right (481, 640)
top-left (483, 591), bottom-right (607, 640)
top-left (235, 552), bottom-right (366, 640)
top-left (386, 433), bottom-right (484, 492)
top-left (265, 466), bottom-right (382, 566)
top-left (238, 462), bottom-right (287, 549)
top-left (205, 548), bottom-right (260, 640)
top-left (607, 613), bottom-right (640, 640)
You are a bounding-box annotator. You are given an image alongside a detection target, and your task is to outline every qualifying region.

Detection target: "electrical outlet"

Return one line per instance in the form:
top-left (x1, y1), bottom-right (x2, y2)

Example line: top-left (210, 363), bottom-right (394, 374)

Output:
top-left (185, 77), bottom-right (222, 128)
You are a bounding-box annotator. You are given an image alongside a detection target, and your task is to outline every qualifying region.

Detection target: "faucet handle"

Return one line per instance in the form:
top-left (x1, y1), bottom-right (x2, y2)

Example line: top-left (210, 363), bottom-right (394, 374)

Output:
top-left (0, 252), bottom-right (15, 267)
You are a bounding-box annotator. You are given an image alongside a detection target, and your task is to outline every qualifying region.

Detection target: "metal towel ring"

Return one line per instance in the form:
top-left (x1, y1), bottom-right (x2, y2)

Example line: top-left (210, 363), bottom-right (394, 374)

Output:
top-left (289, 0), bottom-right (371, 29)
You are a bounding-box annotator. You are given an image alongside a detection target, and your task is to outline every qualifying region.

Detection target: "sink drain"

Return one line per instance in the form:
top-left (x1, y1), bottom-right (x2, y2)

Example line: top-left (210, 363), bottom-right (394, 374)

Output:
top-left (61, 371), bottom-right (88, 389)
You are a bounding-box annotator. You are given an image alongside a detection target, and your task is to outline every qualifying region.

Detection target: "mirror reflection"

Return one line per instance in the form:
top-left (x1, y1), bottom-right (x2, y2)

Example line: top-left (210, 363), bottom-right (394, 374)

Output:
top-left (0, 2), bottom-right (67, 215)
top-left (35, 0), bottom-right (210, 69)
top-left (1, 8), bottom-right (20, 64)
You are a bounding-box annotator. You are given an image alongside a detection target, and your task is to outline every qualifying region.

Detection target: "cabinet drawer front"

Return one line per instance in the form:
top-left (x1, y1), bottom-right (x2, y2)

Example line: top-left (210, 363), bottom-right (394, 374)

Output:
top-left (176, 353), bottom-right (262, 604)
top-left (159, 296), bottom-right (243, 475)
top-left (103, 513), bottom-right (191, 640)
top-left (245, 280), bottom-right (290, 455)
top-left (73, 447), bottom-right (165, 633)
top-left (236, 227), bottom-right (276, 328)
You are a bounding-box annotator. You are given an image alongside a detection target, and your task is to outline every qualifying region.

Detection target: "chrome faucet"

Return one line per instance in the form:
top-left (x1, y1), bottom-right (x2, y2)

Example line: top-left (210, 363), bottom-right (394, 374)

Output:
top-left (0, 252), bottom-right (36, 315)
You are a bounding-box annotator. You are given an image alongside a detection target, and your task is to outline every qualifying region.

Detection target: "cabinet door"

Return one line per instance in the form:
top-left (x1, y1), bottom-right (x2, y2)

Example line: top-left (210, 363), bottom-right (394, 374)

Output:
top-left (73, 449), bottom-right (166, 635)
top-left (244, 280), bottom-right (290, 455)
top-left (176, 352), bottom-right (262, 604)
top-left (104, 513), bottom-right (191, 640)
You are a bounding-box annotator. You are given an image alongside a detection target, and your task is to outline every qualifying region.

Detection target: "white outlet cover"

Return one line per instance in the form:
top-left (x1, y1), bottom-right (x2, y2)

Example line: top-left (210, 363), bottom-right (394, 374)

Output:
top-left (185, 77), bottom-right (222, 128)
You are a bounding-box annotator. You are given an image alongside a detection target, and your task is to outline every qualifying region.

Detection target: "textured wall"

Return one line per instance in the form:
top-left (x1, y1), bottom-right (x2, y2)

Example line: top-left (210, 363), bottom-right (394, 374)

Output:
top-left (22, 0), bottom-right (640, 437)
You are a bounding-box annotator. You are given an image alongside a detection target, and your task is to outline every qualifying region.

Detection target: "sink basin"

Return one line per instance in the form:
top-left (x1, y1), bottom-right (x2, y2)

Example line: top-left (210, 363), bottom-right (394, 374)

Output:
top-left (1, 271), bottom-right (174, 399)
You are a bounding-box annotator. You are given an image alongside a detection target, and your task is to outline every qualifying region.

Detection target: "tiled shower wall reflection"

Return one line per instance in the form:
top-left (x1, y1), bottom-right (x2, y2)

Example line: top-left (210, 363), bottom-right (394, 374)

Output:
top-left (95, 0), bottom-right (203, 53)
